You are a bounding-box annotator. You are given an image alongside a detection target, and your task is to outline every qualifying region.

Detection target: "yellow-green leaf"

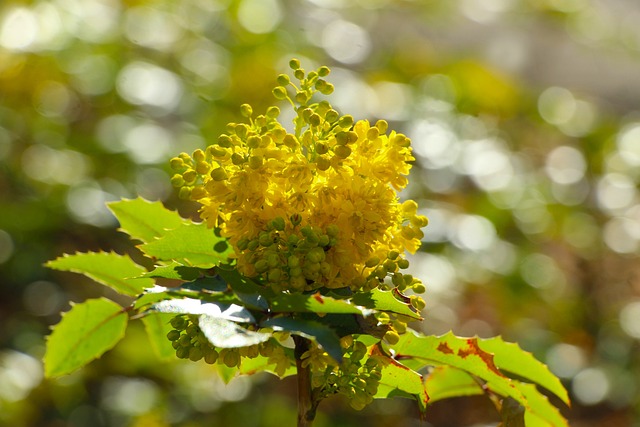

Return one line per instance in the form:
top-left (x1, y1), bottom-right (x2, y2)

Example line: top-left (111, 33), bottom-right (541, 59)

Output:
top-left (46, 251), bottom-right (153, 297)
top-left (44, 298), bottom-right (128, 377)
top-left (108, 197), bottom-right (187, 243)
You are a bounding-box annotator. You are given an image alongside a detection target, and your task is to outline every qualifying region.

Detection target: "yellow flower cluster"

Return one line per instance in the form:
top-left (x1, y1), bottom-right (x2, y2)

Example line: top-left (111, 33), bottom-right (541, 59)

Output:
top-left (170, 60), bottom-right (427, 297)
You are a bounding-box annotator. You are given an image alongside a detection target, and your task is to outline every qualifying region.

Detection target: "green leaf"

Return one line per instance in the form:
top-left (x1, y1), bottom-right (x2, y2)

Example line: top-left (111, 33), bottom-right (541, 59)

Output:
top-left (151, 297), bottom-right (254, 322)
top-left (239, 353), bottom-right (296, 378)
top-left (351, 289), bottom-right (422, 320)
top-left (261, 317), bottom-right (342, 363)
top-left (139, 222), bottom-right (233, 268)
top-left (372, 346), bottom-right (429, 413)
top-left (108, 197), bottom-right (187, 243)
top-left (424, 366), bottom-right (484, 403)
top-left (140, 313), bottom-right (176, 361)
top-left (46, 252), bottom-right (153, 297)
top-left (392, 331), bottom-right (526, 407)
top-left (479, 336), bottom-right (570, 405)
top-left (199, 316), bottom-right (271, 348)
top-left (141, 262), bottom-right (202, 281)
top-left (44, 298), bottom-right (128, 377)
top-left (269, 293), bottom-right (363, 315)
top-left (515, 382), bottom-right (569, 427)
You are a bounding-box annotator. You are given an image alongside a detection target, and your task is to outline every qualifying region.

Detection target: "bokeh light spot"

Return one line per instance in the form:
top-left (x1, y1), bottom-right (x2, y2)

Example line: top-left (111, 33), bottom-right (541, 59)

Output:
top-left (572, 367), bottom-right (610, 405)
top-left (322, 20), bottom-right (371, 64)
top-left (546, 343), bottom-right (587, 379)
top-left (545, 146), bottom-right (586, 185)
top-left (620, 301), bottom-right (640, 339)
top-left (0, 229), bottom-right (14, 264)
top-left (538, 86), bottom-right (576, 126)
top-left (237, 0), bottom-right (282, 34)
top-left (0, 7), bottom-right (38, 51)
top-left (117, 61), bottom-right (183, 113)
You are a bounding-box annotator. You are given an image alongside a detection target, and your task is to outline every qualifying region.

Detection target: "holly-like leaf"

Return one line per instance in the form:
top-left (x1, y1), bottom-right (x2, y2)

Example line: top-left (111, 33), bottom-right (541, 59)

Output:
top-left (199, 316), bottom-right (271, 348)
top-left (392, 331), bottom-right (526, 406)
top-left (108, 198), bottom-right (186, 243)
top-left (261, 317), bottom-right (342, 363)
top-left (46, 251), bottom-right (153, 297)
top-left (269, 293), bottom-right (363, 315)
top-left (239, 352), bottom-right (297, 378)
top-left (351, 289), bottom-right (422, 320)
top-left (44, 298), bottom-right (128, 377)
top-left (140, 313), bottom-right (176, 361)
top-left (424, 366), bottom-right (484, 403)
top-left (479, 336), bottom-right (570, 405)
top-left (516, 381), bottom-right (569, 427)
top-left (372, 345), bottom-right (429, 413)
top-left (150, 297), bottom-right (254, 322)
top-left (139, 222), bottom-right (233, 268)
top-left (141, 262), bottom-right (202, 281)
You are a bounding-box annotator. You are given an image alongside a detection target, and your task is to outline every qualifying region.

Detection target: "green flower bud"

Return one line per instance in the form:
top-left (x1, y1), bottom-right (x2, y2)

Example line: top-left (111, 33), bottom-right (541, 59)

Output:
top-left (366, 127), bottom-right (379, 140)
top-left (320, 82), bottom-right (334, 95)
top-left (195, 161), bottom-right (210, 175)
top-left (412, 282), bottom-right (426, 294)
top-left (375, 119), bottom-right (388, 134)
top-left (170, 174), bottom-right (185, 187)
top-left (277, 73), bottom-right (290, 86)
top-left (247, 239), bottom-right (260, 251)
top-left (365, 257), bottom-right (380, 268)
top-left (290, 213), bottom-right (303, 226)
top-left (338, 115), bottom-right (354, 129)
top-left (240, 103), bottom-right (253, 117)
top-left (231, 153), bottom-right (245, 165)
top-left (289, 58), bottom-right (301, 70)
top-left (248, 155), bottom-right (263, 169)
top-left (204, 349), bottom-right (219, 364)
top-left (266, 106), bottom-right (280, 118)
top-left (193, 149), bottom-right (206, 162)
top-left (237, 238), bottom-right (250, 251)
top-left (397, 258), bottom-right (410, 269)
top-left (334, 144), bottom-right (352, 159)
top-left (178, 186), bottom-right (192, 200)
top-left (218, 134), bottom-right (233, 147)
top-left (247, 135), bottom-right (261, 149)
top-left (259, 232), bottom-right (274, 247)
top-left (170, 157), bottom-right (184, 170)
top-left (270, 216), bottom-right (286, 231)
top-left (309, 113), bottom-right (321, 127)
top-left (317, 66), bottom-right (330, 77)
top-left (325, 109), bottom-right (339, 123)
top-left (294, 69), bottom-right (305, 80)
top-left (384, 330), bottom-right (400, 345)
top-left (255, 259), bottom-right (269, 274)
top-left (166, 330), bottom-right (181, 341)
top-left (326, 224), bottom-right (339, 238)
top-left (210, 167), bottom-right (228, 181)
top-left (273, 86), bottom-right (288, 100)
top-left (189, 347), bottom-right (204, 362)
top-left (295, 91), bottom-right (308, 104)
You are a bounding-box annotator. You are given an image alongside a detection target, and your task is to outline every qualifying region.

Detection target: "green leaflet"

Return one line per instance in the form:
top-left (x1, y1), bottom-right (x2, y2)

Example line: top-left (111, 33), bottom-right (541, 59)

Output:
top-left (46, 251), bottom-right (153, 297)
top-left (351, 289), bottom-right (422, 320)
top-left (140, 262), bottom-right (202, 281)
top-left (140, 313), bottom-right (177, 361)
top-left (423, 366), bottom-right (484, 403)
top-left (479, 336), bottom-right (570, 405)
top-left (392, 331), bottom-right (569, 426)
top-left (108, 197), bottom-right (186, 243)
top-left (372, 346), bottom-right (429, 413)
top-left (261, 317), bottom-right (342, 363)
top-left (269, 293), bottom-right (363, 315)
top-left (392, 331), bottom-right (526, 406)
top-left (44, 298), bottom-right (128, 377)
top-left (139, 222), bottom-right (233, 268)
top-left (199, 316), bottom-right (271, 348)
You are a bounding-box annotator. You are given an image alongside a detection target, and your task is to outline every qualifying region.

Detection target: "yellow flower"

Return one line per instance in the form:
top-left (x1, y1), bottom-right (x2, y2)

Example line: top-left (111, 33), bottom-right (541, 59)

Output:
top-left (169, 62), bottom-right (427, 294)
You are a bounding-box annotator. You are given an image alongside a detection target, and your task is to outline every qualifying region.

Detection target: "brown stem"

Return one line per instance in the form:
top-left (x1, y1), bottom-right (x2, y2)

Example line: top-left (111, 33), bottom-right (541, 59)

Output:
top-left (294, 336), bottom-right (317, 427)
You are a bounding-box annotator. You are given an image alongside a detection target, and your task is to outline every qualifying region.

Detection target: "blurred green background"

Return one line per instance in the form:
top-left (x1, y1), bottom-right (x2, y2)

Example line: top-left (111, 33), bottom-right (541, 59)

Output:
top-left (2, 0), bottom-right (640, 425)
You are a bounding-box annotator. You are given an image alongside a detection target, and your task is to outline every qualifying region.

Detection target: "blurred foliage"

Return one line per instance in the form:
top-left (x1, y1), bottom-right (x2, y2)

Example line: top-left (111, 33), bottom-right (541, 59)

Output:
top-left (1, 0), bottom-right (640, 426)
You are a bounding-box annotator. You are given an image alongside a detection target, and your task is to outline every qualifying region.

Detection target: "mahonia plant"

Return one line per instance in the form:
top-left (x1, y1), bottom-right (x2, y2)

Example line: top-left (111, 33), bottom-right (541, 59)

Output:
top-left (44, 60), bottom-right (570, 427)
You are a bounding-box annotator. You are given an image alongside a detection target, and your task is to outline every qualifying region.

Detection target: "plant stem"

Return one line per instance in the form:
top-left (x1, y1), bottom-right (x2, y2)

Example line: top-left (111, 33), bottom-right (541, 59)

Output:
top-left (294, 335), bottom-right (316, 427)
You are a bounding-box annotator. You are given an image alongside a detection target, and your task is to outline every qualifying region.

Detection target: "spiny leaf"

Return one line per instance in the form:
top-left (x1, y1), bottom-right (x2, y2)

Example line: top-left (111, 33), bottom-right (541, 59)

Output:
top-left (392, 331), bottom-right (526, 407)
top-left (199, 316), bottom-right (271, 348)
top-left (150, 297), bottom-right (254, 322)
top-left (351, 289), bottom-right (422, 320)
top-left (140, 313), bottom-right (176, 361)
top-left (44, 298), bottom-right (128, 377)
top-left (107, 197), bottom-right (187, 243)
top-left (140, 262), bottom-right (202, 281)
top-left (424, 366), bottom-right (484, 403)
top-left (261, 317), bottom-right (342, 363)
top-left (46, 251), bottom-right (153, 297)
top-left (516, 381), bottom-right (569, 427)
top-left (269, 293), bottom-right (363, 315)
top-left (139, 222), bottom-right (233, 268)
top-left (372, 345), bottom-right (429, 413)
top-left (479, 336), bottom-right (570, 405)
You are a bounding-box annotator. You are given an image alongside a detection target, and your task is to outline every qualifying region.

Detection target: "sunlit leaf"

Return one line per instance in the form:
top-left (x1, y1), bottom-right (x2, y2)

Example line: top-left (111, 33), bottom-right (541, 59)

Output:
top-left (140, 313), bottom-right (176, 361)
top-left (516, 382), bottom-right (569, 427)
top-left (139, 222), bottom-right (233, 268)
top-left (199, 316), bottom-right (271, 348)
top-left (141, 262), bottom-right (202, 281)
top-left (46, 251), bottom-right (152, 297)
top-left (479, 336), bottom-right (570, 405)
top-left (372, 345), bottom-right (429, 413)
top-left (392, 331), bottom-right (525, 406)
top-left (150, 297), bottom-right (254, 322)
top-left (108, 198), bottom-right (187, 243)
top-left (44, 298), bottom-right (128, 377)
top-left (424, 366), bottom-right (484, 403)
top-left (239, 352), bottom-right (296, 378)
top-left (351, 289), bottom-right (422, 320)
top-left (269, 292), bottom-right (363, 315)
top-left (261, 317), bottom-right (342, 363)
